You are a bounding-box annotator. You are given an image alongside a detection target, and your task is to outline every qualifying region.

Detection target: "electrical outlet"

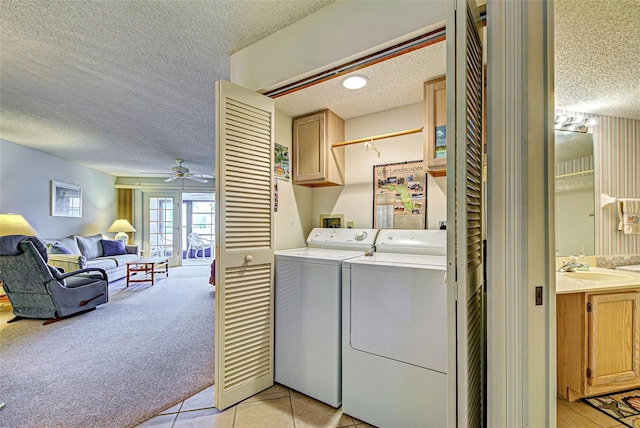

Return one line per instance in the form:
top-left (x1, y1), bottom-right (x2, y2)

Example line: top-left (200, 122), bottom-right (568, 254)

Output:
top-left (347, 221), bottom-right (354, 229)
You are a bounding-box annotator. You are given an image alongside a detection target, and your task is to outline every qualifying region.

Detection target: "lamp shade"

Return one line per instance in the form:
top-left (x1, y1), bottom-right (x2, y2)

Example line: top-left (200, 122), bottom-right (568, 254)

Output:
top-left (107, 219), bottom-right (136, 233)
top-left (107, 219), bottom-right (136, 244)
top-left (0, 213), bottom-right (38, 236)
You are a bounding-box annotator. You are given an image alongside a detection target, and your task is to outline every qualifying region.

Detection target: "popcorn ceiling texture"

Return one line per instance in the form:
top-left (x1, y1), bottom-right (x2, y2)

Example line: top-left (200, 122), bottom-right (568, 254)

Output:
top-left (275, 41), bottom-right (447, 120)
top-left (0, 0), bottom-right (637, 179)
top-left (554, 0), bottom-right (640, 121)
top-left (0, 0), bottom-right (332, 177)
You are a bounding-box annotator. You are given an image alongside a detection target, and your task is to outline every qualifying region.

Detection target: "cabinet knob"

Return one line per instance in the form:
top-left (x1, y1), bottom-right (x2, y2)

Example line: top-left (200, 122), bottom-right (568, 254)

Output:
top-left (245, 255), bottom-right (253, 263)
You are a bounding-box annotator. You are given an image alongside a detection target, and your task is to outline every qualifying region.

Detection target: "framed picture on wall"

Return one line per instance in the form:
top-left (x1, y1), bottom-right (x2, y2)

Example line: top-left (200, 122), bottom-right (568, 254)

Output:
top-left (274, 143), bottom-right (290, 180)
top-left (373, 160), bottom-right (426, 229)
top-left (51, 180), bottom-right (82, 217)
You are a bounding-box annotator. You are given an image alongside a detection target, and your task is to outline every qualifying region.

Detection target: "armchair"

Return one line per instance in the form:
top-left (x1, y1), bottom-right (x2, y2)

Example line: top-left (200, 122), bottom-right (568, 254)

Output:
top-left (0, 235), bottom-right (108, 325)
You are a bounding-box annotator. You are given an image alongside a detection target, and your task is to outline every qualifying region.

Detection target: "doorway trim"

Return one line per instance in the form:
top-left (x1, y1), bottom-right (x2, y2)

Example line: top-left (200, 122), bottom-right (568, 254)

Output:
top-left (486, 1), bottom-right (555, 426)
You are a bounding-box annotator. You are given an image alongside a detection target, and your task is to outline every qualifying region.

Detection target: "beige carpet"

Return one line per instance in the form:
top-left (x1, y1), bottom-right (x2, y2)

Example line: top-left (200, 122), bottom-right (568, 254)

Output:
top-left (0, 265), bottom-right (215, 428)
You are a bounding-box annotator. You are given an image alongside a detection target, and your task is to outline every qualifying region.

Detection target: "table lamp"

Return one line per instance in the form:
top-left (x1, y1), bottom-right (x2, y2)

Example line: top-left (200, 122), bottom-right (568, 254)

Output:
top-left (107, 219), bottom-right (136, 244)
top-left (0, 213), bottom-right (38, 236)
top-left (0, 213), bottom-right (38, 315)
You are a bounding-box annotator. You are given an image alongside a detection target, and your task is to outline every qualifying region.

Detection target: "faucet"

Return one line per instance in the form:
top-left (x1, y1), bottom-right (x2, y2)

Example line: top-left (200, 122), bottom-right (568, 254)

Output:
top-left (559, 257), bottom-right (583, 272)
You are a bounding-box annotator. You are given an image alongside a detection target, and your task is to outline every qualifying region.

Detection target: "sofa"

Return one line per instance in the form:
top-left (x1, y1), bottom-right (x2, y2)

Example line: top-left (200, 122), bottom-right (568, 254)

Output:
top-left (45, 234), bottom-right (140, 283)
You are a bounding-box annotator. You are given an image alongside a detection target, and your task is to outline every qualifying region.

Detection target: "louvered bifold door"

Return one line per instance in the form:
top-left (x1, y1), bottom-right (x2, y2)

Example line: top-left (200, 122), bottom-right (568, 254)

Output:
top-left (214, 80), bottom-right (275, 410)
top-left (446, 0), bottom-right (485, 427)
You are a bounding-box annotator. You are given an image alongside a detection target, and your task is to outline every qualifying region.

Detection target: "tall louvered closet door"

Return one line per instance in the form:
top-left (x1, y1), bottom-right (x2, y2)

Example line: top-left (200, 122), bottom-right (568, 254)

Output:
top-left (446, 0), bottom-right (485, 426)
top-left (214, 80), bottom-right (275, 410)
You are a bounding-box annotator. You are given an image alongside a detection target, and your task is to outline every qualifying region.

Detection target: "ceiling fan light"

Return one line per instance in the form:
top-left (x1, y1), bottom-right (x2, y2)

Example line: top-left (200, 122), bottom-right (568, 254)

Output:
top-left (342, 75), bottom-right (368, 90)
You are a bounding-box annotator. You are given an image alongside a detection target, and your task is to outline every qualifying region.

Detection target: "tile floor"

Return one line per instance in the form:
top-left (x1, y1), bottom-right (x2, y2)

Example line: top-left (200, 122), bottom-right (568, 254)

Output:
top-left (138, 384), bottom-right (374, 428)
top-left (139, 386), bottom-right (629, 428)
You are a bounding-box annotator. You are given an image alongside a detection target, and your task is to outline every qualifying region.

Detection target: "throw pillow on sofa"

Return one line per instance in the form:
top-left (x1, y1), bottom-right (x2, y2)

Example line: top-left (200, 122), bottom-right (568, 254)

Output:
top-left (52, 236), bottom-right (82, 255)
top-left (49, 242), bottom-right (72, 254)
top-left (101, 239), bottom-right (127, 256)
top-left (76, 234), bottom-right (104, 259)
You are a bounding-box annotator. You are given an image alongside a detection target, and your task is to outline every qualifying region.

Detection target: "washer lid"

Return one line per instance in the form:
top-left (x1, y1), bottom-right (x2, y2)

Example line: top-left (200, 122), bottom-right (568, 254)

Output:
top-left (344, 252), bottom-right (446, 269)
top-left (374, 229), bottom-right (446, 255)
top-left (306, 228), bottom-right (379, 250)
top-left (275, 247), bottom-right (368, 264)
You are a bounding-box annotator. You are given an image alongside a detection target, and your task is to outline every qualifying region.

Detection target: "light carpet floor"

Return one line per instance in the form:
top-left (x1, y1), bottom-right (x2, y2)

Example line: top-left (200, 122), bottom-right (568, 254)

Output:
top-left (0, 265), bottom-right (215, 428)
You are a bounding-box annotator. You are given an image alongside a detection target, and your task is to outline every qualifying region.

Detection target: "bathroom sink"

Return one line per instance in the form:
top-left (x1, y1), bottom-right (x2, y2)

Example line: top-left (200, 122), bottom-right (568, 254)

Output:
top-left (561, 271), bottom-right (634, 281)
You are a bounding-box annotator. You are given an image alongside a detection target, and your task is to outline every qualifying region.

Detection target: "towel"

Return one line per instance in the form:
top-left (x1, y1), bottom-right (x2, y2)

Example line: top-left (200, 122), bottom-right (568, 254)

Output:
top-left (618, 199), bottom-right (640, 235)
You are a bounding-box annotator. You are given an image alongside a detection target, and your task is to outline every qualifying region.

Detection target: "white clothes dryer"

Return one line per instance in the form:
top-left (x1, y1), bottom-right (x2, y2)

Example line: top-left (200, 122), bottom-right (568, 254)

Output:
top-left (342, 229), bottom-right (448, 427)
top-left (275, 228), bottom-right (379, 407)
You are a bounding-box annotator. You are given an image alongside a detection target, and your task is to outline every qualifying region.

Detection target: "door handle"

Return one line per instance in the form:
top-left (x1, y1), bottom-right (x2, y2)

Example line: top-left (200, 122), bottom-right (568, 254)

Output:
top-left (245, 255), bottom-right (253, 263)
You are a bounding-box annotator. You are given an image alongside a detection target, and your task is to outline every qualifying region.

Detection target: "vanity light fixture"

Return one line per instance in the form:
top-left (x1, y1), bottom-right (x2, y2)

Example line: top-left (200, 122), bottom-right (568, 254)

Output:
top-left (342, 75), bottom-right (369, 90)
top-left (555, 116), bottom-right (599, 133)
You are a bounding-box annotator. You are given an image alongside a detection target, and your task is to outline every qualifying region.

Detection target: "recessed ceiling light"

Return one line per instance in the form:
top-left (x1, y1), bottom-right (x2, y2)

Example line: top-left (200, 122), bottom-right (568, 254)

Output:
top-left (342, 75), bottom-right (368, 90)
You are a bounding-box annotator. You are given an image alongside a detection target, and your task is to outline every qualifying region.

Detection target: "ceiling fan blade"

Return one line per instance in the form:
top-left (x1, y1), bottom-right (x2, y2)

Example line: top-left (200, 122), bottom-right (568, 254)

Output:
top-left (192, 173), bottom-right (214, 179)
top-left (164, 176), bottom-right (178, 182)
top-left (187, 176), bottom-right (209, 183)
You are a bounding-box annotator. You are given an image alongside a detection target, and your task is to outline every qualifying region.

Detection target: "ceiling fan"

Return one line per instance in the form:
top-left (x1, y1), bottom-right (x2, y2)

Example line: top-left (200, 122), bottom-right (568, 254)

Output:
top-left (145, 159), bottom-right (213, 183)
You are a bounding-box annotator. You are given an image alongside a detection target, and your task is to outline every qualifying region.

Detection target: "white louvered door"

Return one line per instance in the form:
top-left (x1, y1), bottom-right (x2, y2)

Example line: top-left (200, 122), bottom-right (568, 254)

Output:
top-left (214, 80), bottom-right (275, 410)
top-left (446, 0), bottom-right (485, 426)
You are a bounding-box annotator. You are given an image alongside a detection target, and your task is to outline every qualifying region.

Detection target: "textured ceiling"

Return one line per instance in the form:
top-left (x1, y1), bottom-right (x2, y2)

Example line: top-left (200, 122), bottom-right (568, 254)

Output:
top-left (0, 0), bottom-right (333, 178)
top-left (554, 0), bottom-right (640, 119)
top-left (1, 0), bottom-right (638, 179)
top-left (275, 41), bottom-right (446, 120)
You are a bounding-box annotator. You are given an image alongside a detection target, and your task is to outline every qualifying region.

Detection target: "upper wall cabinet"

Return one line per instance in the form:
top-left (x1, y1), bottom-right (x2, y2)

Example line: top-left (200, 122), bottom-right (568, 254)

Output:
top-left (423, 76), bottom-right (447, 177)
top-left (293, 109), bottom-right (345, 187)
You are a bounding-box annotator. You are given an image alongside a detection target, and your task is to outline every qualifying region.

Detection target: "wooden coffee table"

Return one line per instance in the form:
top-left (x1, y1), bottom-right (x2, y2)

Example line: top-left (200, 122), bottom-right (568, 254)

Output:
top-left (126, 257), bottom-right (169, 287)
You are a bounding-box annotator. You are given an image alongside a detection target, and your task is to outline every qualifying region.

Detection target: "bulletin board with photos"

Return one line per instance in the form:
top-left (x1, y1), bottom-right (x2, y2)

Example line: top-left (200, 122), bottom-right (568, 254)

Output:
top-left (373, 160), bottom-right (426, 230)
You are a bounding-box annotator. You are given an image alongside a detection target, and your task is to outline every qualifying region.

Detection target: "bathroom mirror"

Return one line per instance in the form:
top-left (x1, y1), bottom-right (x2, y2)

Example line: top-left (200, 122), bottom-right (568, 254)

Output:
top-left (555, 131), bottom-right (595, 256)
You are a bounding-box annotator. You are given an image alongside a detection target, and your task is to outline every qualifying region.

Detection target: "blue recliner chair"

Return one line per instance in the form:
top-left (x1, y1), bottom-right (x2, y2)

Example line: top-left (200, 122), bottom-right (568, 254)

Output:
top-left (0, 235), bottom-right (108, 325)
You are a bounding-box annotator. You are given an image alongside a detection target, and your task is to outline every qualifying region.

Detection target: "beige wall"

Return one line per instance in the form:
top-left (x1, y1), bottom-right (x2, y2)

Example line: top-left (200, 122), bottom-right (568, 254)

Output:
top-left (273, 109), bottom-right (312, 250)
top-left (311, 102), bottom-right (447, 231)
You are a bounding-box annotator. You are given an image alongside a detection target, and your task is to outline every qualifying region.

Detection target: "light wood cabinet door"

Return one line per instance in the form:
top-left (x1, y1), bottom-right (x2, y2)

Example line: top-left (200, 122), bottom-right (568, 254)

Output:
top-left (292, 109), bottom-right (345, 186)
top-left (423, 76), bottom-right (447, 177)
top-left (588, 291), bottom-right (640, 386)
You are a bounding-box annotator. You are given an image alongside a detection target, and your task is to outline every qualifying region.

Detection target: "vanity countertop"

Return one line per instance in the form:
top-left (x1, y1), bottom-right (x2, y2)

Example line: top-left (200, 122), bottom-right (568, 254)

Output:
top-left (557, 266), bottom-right (640, 294)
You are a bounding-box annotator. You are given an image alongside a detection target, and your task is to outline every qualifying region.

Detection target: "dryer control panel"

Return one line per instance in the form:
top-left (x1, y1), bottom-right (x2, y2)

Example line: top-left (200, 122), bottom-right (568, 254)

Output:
top-left (307, 228), bottom-right (379, 250)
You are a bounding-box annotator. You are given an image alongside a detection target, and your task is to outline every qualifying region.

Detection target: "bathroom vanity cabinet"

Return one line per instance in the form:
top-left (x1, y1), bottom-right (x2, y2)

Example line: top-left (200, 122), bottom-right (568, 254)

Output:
top-left (557, 288), bottom-right (640, 401)
top-left (292, 109), bottom-right (345, 187)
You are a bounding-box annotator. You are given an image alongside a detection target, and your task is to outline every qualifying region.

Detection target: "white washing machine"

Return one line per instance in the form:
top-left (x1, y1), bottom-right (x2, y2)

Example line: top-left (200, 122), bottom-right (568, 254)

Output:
top-left (275, 228), bottom-right (379, 407)
top-left (342, 229), bottom-right (448, 427)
